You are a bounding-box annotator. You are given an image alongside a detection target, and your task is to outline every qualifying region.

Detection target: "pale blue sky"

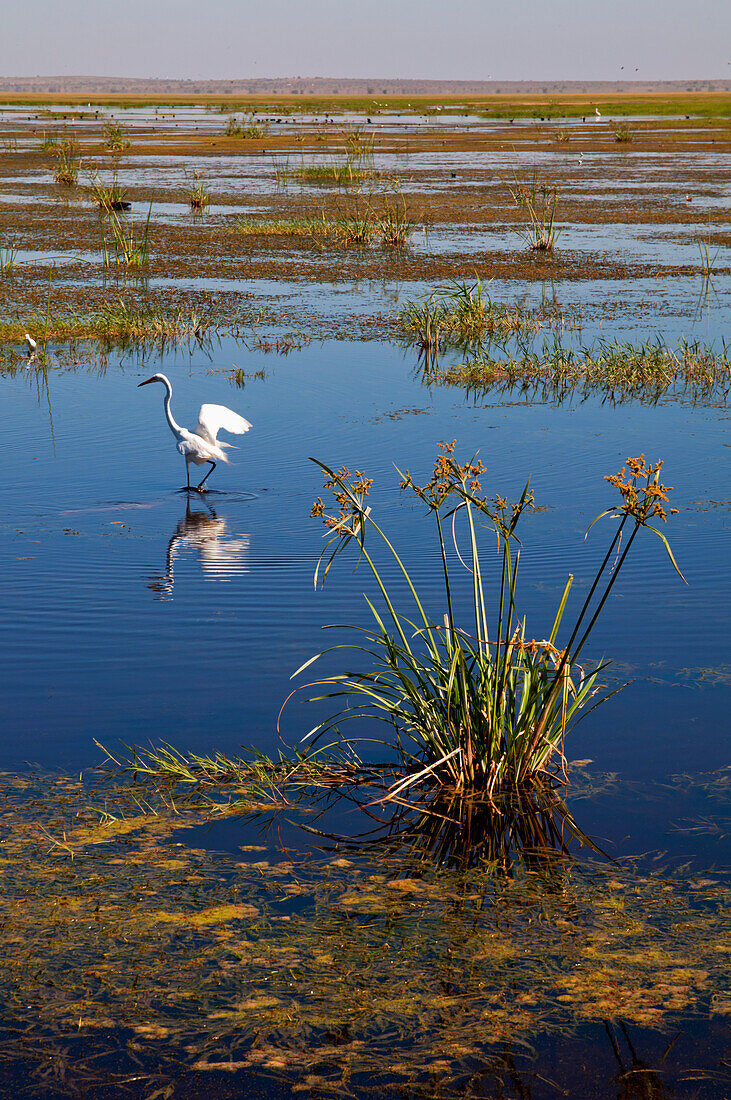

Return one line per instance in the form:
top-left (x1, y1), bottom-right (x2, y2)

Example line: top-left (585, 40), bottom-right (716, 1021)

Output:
top-left (5, 0), bottom-right (729, 81)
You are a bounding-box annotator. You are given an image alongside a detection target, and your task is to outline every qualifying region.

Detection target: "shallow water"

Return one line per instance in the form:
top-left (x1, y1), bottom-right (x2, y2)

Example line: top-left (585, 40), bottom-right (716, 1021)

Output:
top-left (0, 99), bottom-right (729, 1098)
top-left (1, 338), bottom-right (729, 785)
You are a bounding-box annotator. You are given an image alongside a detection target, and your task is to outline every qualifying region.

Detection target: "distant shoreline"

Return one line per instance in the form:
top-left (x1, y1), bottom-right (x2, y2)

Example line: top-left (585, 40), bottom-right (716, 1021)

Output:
top-left (0, 76), bottom-right (729, 96)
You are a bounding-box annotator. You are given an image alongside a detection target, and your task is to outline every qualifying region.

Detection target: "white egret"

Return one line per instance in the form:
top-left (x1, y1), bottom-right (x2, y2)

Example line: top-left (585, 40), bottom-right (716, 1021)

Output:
top-left (595, 108), bottom-right (601, 118)
top-left (25, 333), bottom-right (37, 356)
top-left (138, 373), bottom-right (251, 491)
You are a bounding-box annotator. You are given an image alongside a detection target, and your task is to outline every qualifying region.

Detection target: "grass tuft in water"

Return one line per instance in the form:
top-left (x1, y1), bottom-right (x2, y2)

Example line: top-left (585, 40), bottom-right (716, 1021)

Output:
top-left (297, 445), bottom-right (684, 796)
top-left (103, 119), bottom-right (130, 154)
top-left (439, 336), bottom-right (731, 402)
top-left (185, 168), bottom-right (210, 211)
top-left (506, 169), bottom-right (562, 251)
top-left (612, 122), bottom-right (634, 143)
top-left (88, 169), bottom-right (129, 211)
top-left (0, 299), bottom-right (213, 351)
top-left (0, 238), bottom-right (17, 275)
top-left (398, 279), bottom-right (547, 354)
top-left (53, 138), bottom-right (80, 185)
top-left (100, 204), bottom-right (152, 267)
top-left (226, 114), bottom-right (266, 138)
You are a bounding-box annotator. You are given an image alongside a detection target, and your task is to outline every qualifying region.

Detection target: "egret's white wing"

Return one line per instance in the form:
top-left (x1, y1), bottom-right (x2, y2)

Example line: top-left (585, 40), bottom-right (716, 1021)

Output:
top-left (196, 404), bottom-right (252, 446)
top-left (177, 429), bottom-right (228, 463)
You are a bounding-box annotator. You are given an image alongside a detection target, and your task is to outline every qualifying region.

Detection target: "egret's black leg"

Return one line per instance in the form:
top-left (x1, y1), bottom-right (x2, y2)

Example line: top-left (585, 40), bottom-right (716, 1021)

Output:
top-left (185, 460), bottom-right (192, 491)
top-left (197, 461), bottom-right (216, 491)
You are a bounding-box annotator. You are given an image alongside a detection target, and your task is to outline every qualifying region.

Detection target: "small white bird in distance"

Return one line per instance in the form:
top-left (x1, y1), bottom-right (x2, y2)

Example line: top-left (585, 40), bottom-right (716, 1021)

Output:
top-left (595, 108), bottom-right (601, 118)
top-left (25, 333), bottom-right (37, 357)
top-left (138, 373), bottom-right (252, 491)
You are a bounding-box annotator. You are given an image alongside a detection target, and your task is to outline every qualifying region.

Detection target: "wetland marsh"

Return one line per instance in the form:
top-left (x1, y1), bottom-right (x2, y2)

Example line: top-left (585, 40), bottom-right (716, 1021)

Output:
top-left (0, 93), bottom-right (729, 1098)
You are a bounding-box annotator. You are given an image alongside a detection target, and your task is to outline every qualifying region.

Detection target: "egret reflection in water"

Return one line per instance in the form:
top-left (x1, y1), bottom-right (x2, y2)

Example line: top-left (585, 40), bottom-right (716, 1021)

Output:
top-left (148, 500), bottom-right (250, 598)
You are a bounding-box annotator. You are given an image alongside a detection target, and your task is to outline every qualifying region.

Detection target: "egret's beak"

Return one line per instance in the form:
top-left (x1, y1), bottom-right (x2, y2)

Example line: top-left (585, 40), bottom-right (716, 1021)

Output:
top-left (138, 377), bottom-right (156, 387)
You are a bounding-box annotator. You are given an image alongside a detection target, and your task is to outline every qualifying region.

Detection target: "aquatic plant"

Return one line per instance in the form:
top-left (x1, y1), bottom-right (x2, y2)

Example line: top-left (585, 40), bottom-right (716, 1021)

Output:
top-left (100, 204), bottom-right (152, 268)
top-left (397, 297), bottom-right (449, 353)
top-left (226, 114), bottom-right (266, 138)
top-left (103, 119), bottom-right (130, 153)
top-left (506, 169), bottom-right (562, 251)
top-left (87, 169), bottom-right (129, 211)
top-left (398, 280), bottom-right (546, 352)
top-left (697, 227), bottom-right (720, 283)
top-left (0, 238), bottom-right (17, 275)
top-left (185, 168), bottom-right (210, 211)
top-left (378, 189), bottom-right (415, 247)
top-left (0, 767), bottom-right (724, 1098)
top-left (343, 126), bottom-right (375, 160)
top-left (288, 159), bottom-right (375, 187)
top-left (0, 299), bottom-right (213, 355)
top-left (612, 122), bottom-right (634, 143)
top-left (439, 335), bottom-right (731, 403)
top-left (53, 138), bottom-right (80, 185)
top-left (298, 445), bottom-right (683, 795)
top-left (39, 131), bottom-right (57, 152)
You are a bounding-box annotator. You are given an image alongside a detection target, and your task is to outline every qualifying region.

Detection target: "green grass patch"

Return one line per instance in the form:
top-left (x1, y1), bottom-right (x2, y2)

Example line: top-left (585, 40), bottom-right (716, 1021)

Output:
top-left (438, 336), bottom-right (731, 402)
top-left (398, 279), bottom-right (549, 351)
top-left (0, 299), bottom-right (214, 349)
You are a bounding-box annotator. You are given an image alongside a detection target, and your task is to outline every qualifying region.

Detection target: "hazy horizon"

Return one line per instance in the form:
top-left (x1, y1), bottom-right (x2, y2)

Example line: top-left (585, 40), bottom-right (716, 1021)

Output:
top-left (6, 0), bottom-right (730, 83)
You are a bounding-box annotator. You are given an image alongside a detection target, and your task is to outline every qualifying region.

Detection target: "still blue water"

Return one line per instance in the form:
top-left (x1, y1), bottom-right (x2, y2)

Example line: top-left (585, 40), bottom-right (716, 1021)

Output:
top-left (1, 338), bottom-right (728, 784)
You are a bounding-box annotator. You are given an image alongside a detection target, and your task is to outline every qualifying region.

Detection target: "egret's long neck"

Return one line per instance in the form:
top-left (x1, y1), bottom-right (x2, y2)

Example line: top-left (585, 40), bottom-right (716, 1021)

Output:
top-left (161, 378), bottom-right (183, 438)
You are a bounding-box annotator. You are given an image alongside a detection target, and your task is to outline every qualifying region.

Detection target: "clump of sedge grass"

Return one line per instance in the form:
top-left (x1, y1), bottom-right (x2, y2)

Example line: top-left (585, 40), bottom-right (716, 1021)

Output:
top-left (438, 336), bottom-right (730, 402)
top-left (398, 279), bottom-right (545, 354)
top-left (236, 192), bottom-right (414, 249)
top-left (294, 445), bottom-right (683, 796)
top-left (103, 120), bottom-right (129, 154)
top-left (288, 160), bottom-right (374, 188)
top-left (612, 122), bottom-right (634, 143)
top-left (378, 190), bottom-right (415, 247)
top-left (53, 138), bottom-right (80, 185)
top-left (697, 228), bottom-right (720, 283)
top-left (507, 169), bottom-right (562, 251)
top-left (185, 169), bottom-right (210, 211)
top-left (0, 300), bottom-right (212, 349)
top-left (100, 205), bottom-right (152, 268)
top-left (555, 128), bottom-right (571, 143)
top-left (88, 169), bottom-right (129, 211)
top-left (39, 132), bottom-right (57, 152)
top-left (226, 115), bottom-right (266, 138)
top-left (0, 239), bottom-right (18, 275)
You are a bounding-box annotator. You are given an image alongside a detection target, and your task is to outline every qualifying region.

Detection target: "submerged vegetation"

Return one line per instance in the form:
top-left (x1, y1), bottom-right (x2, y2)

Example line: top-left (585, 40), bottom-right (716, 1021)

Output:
top-left (0, 764), bottom-right (723, 1097)
top-left (301, 446), bottom-right (683, 796)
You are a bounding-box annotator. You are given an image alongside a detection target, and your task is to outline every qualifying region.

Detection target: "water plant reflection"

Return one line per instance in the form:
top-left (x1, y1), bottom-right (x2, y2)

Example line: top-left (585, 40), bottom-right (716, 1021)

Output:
top-left (148, 499), bottom-right (250, 598)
